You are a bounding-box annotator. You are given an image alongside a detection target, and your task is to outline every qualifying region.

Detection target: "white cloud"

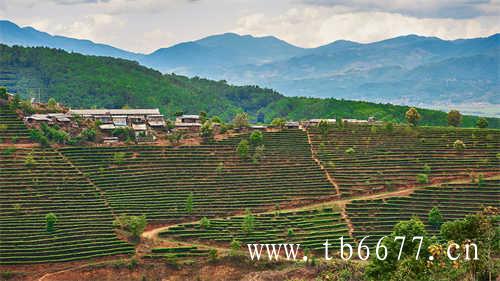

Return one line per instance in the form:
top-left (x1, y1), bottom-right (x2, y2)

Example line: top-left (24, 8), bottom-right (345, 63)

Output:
top-left (234, 6), bottom-right (500, 48)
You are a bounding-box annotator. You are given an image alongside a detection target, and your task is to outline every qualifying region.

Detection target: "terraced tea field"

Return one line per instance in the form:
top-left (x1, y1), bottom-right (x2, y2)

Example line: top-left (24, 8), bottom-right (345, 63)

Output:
top-left (308, 125), bottom-right (500, 197)
top-left (159, 207), bottom-right (353, 253)
top-left (346, 178), bottom-right (500, 246)
top-left (0, 148), bottom-right (134, 264)
top-left (0, 106), bottom-right (30, 143)
top-left (59, 130), bottom-right (337, 222)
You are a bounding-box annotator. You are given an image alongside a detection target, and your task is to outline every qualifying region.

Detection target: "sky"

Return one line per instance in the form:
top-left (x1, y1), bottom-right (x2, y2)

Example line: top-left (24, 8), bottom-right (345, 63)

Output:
top-left (1, 0), bottom-right (499, 53)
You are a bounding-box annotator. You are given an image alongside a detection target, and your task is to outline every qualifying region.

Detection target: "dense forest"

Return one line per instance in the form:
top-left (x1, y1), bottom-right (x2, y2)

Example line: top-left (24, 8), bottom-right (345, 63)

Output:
top-left (0, 44), bottom-right (498, 127)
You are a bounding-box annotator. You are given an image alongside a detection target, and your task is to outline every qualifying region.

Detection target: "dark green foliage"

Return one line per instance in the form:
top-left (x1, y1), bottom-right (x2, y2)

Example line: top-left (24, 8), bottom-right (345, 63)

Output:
top-left (80, 128), bottom-right (96, 141)
top-left (428, 207), bottom-right (443, 229)
top-left (45, 213), bottom-right (57, 232)
top-left (113, 215), bottom-right (147, 239)
top-left (448, 110), bottom-right (462, 127)
top-left (1, 45), bottom-right (496, 127)
top-left (365, 217), bottom-right (431, 280)
top-left (236, 139), bottom-right (249, 159)
top-left (0, 86), bottom-right (7, 99)
top-left (186, 192), bottom-right (193, 214)
top-left (476, 117), bottom-right (488, 128)
top-left (112, 127), bottom-right (134, 142)
top-left (416, 173), bottom-right (429, 184)
top-left (249, 131), bottom-right (263, 146)
top-left (242, 208), bottom-right (255, 234)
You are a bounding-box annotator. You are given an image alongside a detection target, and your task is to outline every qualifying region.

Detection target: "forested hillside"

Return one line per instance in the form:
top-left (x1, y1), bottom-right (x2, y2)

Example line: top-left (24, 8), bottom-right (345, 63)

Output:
top-left (0, 44), bottom-right (498, 127)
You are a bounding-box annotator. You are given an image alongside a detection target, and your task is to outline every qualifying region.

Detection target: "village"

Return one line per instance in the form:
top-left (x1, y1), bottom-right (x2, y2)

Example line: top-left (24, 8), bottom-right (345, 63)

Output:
top-left (22, 104), bottom-right (380, 145)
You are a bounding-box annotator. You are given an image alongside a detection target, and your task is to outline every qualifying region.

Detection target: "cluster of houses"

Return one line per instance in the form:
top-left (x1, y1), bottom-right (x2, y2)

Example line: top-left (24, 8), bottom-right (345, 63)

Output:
top-left (24, 107), bottom-right (379, 142)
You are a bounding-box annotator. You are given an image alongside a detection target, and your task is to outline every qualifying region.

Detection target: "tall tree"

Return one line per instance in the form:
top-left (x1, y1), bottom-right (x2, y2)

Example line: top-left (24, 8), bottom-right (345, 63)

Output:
top-left (405, 107), bottom-right (421, 126)
top-left (447, 110), bottom-right (462, 127)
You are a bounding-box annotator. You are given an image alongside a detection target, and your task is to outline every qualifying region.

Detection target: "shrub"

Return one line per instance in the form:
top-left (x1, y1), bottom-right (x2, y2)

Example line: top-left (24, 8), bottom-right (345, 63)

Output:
top-left (45, 213), bottom-right (57, 232)
top-left (200, 120), bottom-right (214, 141)
top-left (2, 147), bottom-right (16, 156)
top-left (242, 208), bottom-right (255, 234)
top-left (345, 147), bottom-right (355, 155)
top-left (453, 140), bottom-right (466, 152)
top-left (423, 164), bottom-right (431, 174)
top-left (208, 249), bottom-right (218, 263)
top-left (81, 128), bottom-right (97, 141)
top-left (24, 152), bottom-right (37, 167)
top-left (477, 173), bottom-right (484, 187)
top-left (0, 86), bottom-right (7, 99)
top-left (370, 126), bottom-right (378, 134)
top-left (428, 207), bottom-right (443, 229)
top-left (237, 139), bottom-right (249, 159)
top-left (416, 173), bottom-right (429, 184)
top-left (113, 152), bottom-right (126, 165)
top-left (186, 192), bottom-right (193, 214)
top-left (384, 122), bottom-right (394, 133)
top-left (249, 131), bottom-right (263, 146)
top-left (252, 145), bottom-right (265, 164)
top-left (200, 217), bottom-right (211, 229)
top-left (230, 239), bottom-right (241, 256)
top-left (287, 228), bottom-right (295, 238)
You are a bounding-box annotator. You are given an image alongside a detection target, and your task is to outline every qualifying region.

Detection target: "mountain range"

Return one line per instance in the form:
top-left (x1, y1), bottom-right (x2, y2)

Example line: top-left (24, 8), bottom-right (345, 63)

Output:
top-left (1, 20), bottom-right (498, 116)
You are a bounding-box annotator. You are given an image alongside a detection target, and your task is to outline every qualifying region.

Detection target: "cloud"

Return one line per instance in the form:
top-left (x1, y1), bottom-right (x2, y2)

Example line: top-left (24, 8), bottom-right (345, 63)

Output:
top-left (300, 0), bottom-right (499, 19)
top-left (234, 6), bottom-right (500, 47)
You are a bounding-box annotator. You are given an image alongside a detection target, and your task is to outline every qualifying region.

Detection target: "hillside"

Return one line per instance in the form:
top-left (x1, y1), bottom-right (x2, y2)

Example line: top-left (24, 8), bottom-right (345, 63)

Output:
top-left (1, 44), bottom-right (498, 127)
top-left (2, 20), bottom-right (498, 116)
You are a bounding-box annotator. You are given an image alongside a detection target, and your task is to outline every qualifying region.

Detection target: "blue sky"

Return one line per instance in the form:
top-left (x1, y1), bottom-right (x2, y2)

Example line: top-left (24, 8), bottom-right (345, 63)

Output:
top-left (1, 0), bottom-right (498, 53)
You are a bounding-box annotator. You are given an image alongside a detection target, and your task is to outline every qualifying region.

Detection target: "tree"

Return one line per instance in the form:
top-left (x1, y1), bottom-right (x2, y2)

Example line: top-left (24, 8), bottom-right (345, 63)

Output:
top-left (200, 120), bottom-right (214, 141)
top-left (199, 111), bottom-right (207, 123)
top-left (405, 107), bottom-right (421, 126)
top-left (185, 192), bottom-right (194, 214)
top-left (113, 214), bottom-right (147, 239)
top-left (45, 213), bottom-right (57, 232)
top-left (318, 120), bottom-right (329, 139)
top-left (416, 173), bottom-right (429, 184)
top-left (447, 110), bottom-right (462, 127)
top-left (232, 112), bottom-right (249, 129)
top-left (252, 145), bottom-right (265, 164)
top-left (271, 118), bottom-right (286, 128)
top-left (47, 97), bottom-right (58, 111)
top-left (428, 207), bottom-right (443, 229)
top-left (242, 208), bottom-right (255, 234)
top-left (440, 207), bottom-right (498, 280)
top-left (211, 116), bottom-right (222, 124)
top-left (453, 140), bottom-right (466, 152)
top-left (237, 139), bottom-right (249, 159)
top-left (167, 131), bottom-right (183, 146)
top-left (249, 131), bottom-right (263, 146)
top-left (81, 128), bottom-right (96, 141)
top-left (0, 86), bottom-right (7, 99)
top-left (476, 118), bottom-right (488, 128)
top-left (365, 217), bottom-right (430, 280)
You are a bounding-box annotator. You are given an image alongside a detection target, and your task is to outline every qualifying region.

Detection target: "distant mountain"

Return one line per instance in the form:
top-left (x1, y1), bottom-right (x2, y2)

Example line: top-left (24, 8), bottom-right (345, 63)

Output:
top-left (142, 33), bottom-right (305, 78)
top-left (1, 19), bottom-right (498, 116)
top-left (0, 20), bottom-right (140, 60)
